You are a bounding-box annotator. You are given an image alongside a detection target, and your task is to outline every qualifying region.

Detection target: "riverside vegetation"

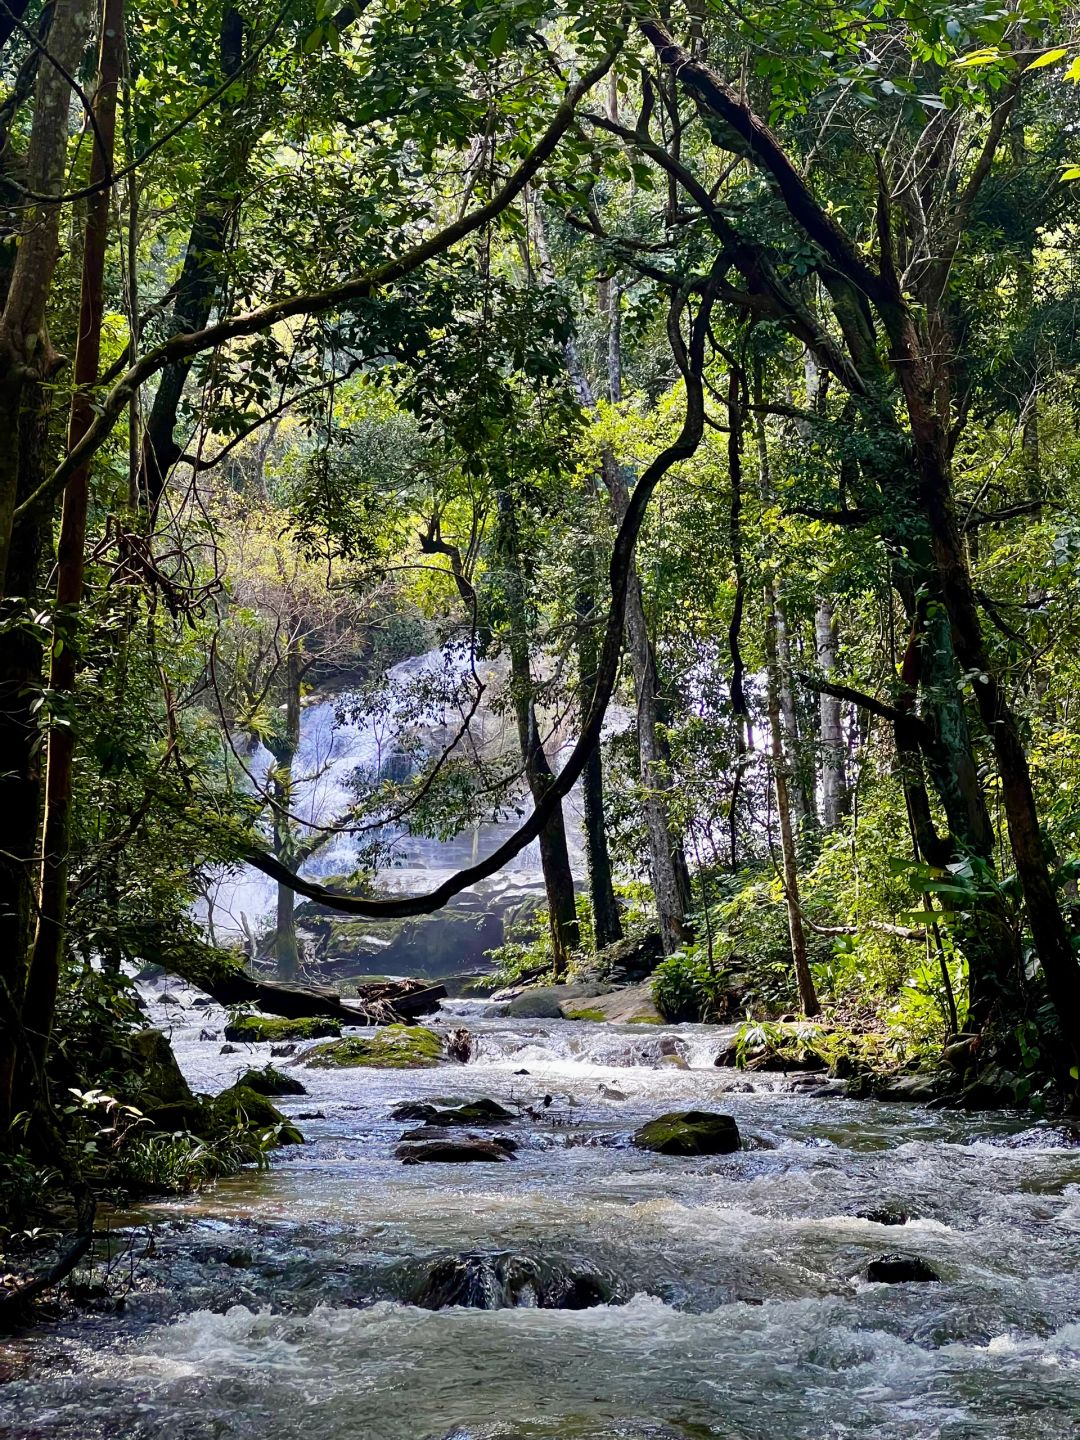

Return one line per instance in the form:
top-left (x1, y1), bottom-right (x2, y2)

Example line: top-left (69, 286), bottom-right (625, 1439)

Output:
top-left (0, 1), bottom-right (1079, 1432)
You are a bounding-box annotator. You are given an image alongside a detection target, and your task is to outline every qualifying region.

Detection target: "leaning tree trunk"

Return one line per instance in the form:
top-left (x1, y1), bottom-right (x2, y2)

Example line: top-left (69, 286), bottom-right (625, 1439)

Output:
top-left (496, 491), bottom-right (579, 973)
top-left (531, 205), bottom-right (622, 949)
top-left (17, 0), bottom-right (124, 1106)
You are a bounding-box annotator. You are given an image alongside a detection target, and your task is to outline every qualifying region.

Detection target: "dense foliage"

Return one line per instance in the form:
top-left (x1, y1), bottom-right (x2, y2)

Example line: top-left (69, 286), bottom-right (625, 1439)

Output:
top-left (2, 0), bottom-right (1080, 1283)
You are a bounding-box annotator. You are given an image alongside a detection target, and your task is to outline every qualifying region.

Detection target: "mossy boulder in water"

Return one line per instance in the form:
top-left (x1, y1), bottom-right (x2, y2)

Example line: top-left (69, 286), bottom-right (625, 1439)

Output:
top-left (304, 1024), bottom-right (443, 1069)
top-left (238, 1063), bottom-right (307, 1097)
top-left (632, 1110), bottom-right (741, 1156)
top-left (224, 1014), bottom-right (341, 1043)
top-left (128, 1028), bottom-right (193, 1108)
top-left (211, 1083), bottom-right (304, 1145)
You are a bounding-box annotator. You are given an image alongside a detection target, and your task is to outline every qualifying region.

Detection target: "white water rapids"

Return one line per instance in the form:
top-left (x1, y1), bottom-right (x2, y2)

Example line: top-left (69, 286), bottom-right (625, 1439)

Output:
top-left (2, 987), bottom-right (1079, 1440)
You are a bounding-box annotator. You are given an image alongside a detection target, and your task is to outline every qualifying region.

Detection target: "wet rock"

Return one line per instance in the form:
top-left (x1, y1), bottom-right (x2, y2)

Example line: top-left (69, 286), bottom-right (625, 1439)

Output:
top-left (271, 1043), bottom-right (298, 1058)
top-left (304, 1025), bottom-right (443, 1069)
top-left (224, 1015), bottom-right (341, 1043)
top-left (715, 1045), bottom-right (738, 1068)
top-left (390, 1101), bottom-right (438, 1122)
top-left (955, 1063), bottom-right (1022, 1110)
top-left (238, 1064), bottom-right (307, 1097)
top-left (876, 1074), bottom-right (939, 1103)
top-left (513, 1067), bottom-right (530, 1075)
top-left (220, 1043), bottom-right (238, 1054)
top-left (865, 1254), bottom-right (940, 1283)
top-left (211, 1084), bottom-right (304, 1145)
top-left (445, 1027), bottom-right (472, 1063)
top-left (567, 983), bottom-right (664, 1025)
top-left (632, 1110), bottom-right (741, 1156)
top-left (396, 1138), bottom-right (514, 1164)
top-left (409, 1251), bottom-right (615, 1310)
top-left (401, 1127), bottom-right (518, 1152)
top-left (198, 1028), bottom-right (218, 1042)
top-left (858, 1206), bottom-right (914, 1226)
top-left (413, 1099), bottom-right (517, 1127)
top-left (503, 983), bottom-right (606, 1019)
top-left (127, 1028), bottom-right (193, 1109)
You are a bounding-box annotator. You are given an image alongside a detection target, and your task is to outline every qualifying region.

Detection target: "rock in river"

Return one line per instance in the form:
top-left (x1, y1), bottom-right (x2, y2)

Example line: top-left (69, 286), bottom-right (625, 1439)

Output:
top-left (865, 1253), bottom-right (940, 1283)
top-left (632, 1110), bottom-right (741, 1156)
top-left (396, 1137), bottom-right (515, 1164)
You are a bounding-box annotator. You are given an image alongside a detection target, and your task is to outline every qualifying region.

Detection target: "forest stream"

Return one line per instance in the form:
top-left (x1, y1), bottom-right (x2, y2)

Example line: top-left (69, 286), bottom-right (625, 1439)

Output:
top-left (2, 989), bottom-right (1079, 1440)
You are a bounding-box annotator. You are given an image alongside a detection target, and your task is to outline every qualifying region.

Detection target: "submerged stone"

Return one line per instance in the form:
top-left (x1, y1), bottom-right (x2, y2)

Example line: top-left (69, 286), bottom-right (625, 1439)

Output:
top-left (305, 1024), bottom-right (444, 1069)
top-left (409, 1251), bottom-right (615, 1310)
top-left (865, 1253), bottom-right (940, 1283)
top-left (632, 1110), bottom-right (741, 1156)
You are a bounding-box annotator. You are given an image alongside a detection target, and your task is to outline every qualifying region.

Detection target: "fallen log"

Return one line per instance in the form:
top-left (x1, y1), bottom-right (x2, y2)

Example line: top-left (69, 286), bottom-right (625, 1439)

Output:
top-left (150, 938), bottom-right (445, 1025)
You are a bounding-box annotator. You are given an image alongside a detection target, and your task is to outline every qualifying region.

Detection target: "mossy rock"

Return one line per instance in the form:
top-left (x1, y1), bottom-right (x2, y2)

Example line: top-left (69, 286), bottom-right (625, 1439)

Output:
top-left (304, 1024), bottom-right (444, 1070)
top-left (238, 1064), bottom-right (307, 1097)
top-left (128, 1029), bottom-right (194, 1107)
top-left (211, 1084), bottom-right (304, 1145)
top-left (223, 1015), bottom-right (341, 1043)
top-left (410, 1099), bottom-right (517, 1128)
top-left (632, 1110), bottom-right (741, 1156)
top-left (564, 1007), bottom-right (607, 1023)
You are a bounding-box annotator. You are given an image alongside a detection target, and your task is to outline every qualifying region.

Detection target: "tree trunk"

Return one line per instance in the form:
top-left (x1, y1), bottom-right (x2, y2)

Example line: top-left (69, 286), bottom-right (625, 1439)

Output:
top-left (0, 0), bottom-right (94, 595)
top-left (135, 7), bottom-right (247, 513)
top-left (496, 492), bottom-right (579, 972)
top-left (531, 205), bottom-right (622, 949)
top-left (267, 635), bottom-right (303, 981)
top-left (18, 0), bottom-right (124, 1099)
top-left (576, 587), bottom-right (622, 948)
top-left (765, 591), bottom-right (819, 1017)
top-left (815, 599), bottom-right (847, 830)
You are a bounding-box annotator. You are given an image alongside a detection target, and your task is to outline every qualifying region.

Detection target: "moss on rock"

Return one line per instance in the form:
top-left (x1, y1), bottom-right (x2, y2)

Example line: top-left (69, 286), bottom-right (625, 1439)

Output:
top-left (211, 1083), bottom-right (304, 1145)
top-left (304, 1024), bottom-right (444, 1070)
top-left (238, 1064), bottom-right (307, 1097)
top-left (223, 1015), bottom-right (341, 1043)
top-left (632, 1110), bottom-right (741, 1156)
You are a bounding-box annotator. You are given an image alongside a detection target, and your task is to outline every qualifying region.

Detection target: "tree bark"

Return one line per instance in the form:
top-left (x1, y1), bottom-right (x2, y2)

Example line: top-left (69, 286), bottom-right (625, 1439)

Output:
top-left (18, 0), bottom-right (124, 1098)
top-left (765, 591), bottom-right (819, 1017)
top-left (0, 0), bottom-right (93, 595)
top-left (496, 491), bottom-right (580, 972)
top-left (815, 599), bottom-right (847, 830)
top-left (265, 631), bottom-right (303, 982)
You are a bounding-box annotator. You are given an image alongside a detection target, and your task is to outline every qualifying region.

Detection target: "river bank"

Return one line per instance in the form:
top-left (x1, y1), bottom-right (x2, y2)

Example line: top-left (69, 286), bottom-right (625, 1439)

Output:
top-left (2, 990), bottom-right (1079, 1440)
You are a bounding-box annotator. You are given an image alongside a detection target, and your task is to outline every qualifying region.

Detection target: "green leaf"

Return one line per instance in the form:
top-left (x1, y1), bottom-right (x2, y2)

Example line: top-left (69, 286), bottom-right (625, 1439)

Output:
top-left (1062, 166), bottom-right (1080, 182)
top-left (1025, 47), bottom-right (1069, 71)
top-left (954, 47), bottom-right (1002, 68)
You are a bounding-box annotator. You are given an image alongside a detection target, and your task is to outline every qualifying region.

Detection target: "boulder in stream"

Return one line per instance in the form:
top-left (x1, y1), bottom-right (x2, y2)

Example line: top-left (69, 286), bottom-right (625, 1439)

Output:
top-left (396, 1137), bottom-right (514, 1163)
top-left (409, 1251), bottom-right (615, 1310)
top-left (211, 1084), bottom-right (304, 1145)
top-left (238, 1064), bottom-right (307, 1097)
top-left (304, 1025), bottom-right (444, 1069)
top-left (864, 1253), bottom-right (940, 1283)
top-left (224, 1015), bottom-right (341, 1043)
top-left (396, 1098), bottom-right (517, 1127)
top-left (632, 1110), bottom-right (742, 1156)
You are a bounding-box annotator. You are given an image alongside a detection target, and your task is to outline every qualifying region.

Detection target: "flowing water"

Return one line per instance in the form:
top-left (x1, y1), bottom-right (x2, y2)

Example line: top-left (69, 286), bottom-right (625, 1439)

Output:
top-left (3, 989), bottom-right (1079, 1440)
